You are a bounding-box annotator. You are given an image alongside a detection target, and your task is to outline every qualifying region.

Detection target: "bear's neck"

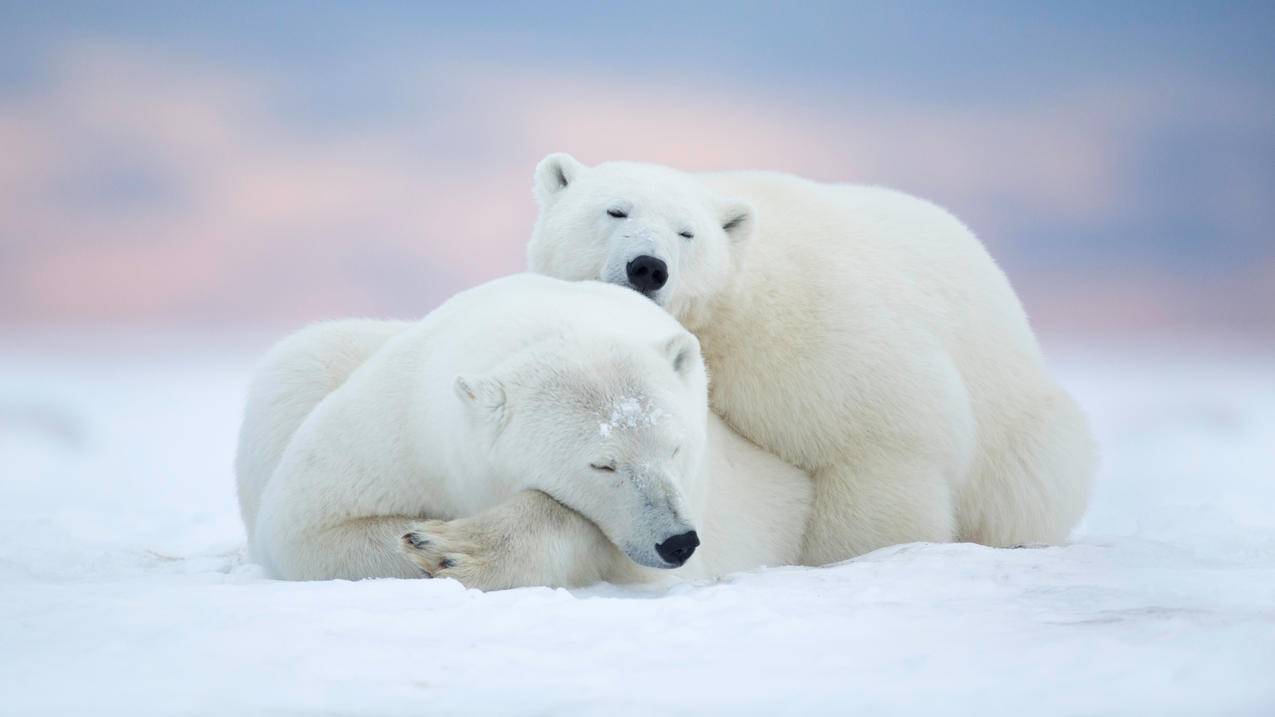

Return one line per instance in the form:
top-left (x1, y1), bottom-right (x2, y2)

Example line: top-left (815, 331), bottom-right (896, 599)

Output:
top-left (678, 258), bottom-right (764, 351)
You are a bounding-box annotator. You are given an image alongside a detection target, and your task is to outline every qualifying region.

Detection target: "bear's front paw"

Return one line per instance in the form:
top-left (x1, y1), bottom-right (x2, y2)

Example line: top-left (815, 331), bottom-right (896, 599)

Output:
top-left (400, 520), bottom-right (491, 588)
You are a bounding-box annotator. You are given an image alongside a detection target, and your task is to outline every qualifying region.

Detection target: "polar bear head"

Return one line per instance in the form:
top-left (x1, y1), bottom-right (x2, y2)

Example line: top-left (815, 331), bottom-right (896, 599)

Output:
top-left (527, 153), bottom-right (755, 329)
top-left (454, 324), bottom-right (709, 569)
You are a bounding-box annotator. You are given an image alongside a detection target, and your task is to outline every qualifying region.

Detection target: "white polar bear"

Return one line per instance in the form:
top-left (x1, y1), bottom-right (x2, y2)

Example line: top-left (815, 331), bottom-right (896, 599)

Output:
top-left (235, 274), bottom-right (811, 588)
top-left (527, 154), bottom-right (1096, 565)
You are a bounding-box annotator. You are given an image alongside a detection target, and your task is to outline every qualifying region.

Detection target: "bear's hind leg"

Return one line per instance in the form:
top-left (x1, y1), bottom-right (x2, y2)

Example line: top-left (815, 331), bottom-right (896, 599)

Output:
top-left (800, 458), bottom-right (956, 566)
top-left (957, 390), bottom-right (1095, 547)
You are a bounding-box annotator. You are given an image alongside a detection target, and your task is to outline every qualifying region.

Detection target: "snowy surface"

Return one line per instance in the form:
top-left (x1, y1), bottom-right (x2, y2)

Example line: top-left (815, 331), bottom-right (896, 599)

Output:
top-left (1, 337), bottom-right (1273, 715)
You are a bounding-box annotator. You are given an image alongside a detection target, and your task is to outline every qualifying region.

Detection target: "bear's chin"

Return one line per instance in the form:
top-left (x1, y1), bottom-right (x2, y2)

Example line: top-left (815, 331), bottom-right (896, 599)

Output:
top-left (625, 551), bottom-right (679, 570)
top-left (617, 281), bottom-right (666, 307)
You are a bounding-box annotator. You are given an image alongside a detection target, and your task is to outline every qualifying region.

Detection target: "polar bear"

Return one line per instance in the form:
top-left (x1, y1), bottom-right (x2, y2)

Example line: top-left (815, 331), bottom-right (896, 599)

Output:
top-left (527, 154), bottom-right (1096, 565)
top-left (235, 274), bottom-right (811, 588)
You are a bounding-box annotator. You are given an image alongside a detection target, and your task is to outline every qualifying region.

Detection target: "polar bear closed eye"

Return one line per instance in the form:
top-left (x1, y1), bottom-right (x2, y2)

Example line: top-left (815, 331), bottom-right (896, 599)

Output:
top-left (528, 154), bottom-right (1096, 565)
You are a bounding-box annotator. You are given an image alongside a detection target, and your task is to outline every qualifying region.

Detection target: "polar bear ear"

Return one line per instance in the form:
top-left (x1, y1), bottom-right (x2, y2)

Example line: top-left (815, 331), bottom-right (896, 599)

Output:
top-left (719, 199), bottom-right (756, 244)
top-left (534, 152), bottom-right (586, 205)
top-left (454, 374), bottom-right (507, 417)
top-left (662, 332), bottom-right (703, 380)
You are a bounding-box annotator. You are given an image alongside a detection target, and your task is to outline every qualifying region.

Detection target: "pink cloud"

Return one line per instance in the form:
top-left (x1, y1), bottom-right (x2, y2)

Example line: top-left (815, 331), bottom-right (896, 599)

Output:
top-left (0, 42), bottom-right (1268, 337)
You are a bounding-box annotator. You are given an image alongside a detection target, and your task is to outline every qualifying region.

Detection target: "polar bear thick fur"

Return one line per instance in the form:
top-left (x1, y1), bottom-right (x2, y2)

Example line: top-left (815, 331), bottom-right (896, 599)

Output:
top-left (527, 155), bottom-right (1096, 565)
top-left (235, 274), bottom-right (811, 588)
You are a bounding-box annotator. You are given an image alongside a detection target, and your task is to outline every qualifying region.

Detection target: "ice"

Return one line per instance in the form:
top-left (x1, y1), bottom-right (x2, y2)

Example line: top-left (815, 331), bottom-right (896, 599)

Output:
top-left (1, 338), bottom-right (1273, 715)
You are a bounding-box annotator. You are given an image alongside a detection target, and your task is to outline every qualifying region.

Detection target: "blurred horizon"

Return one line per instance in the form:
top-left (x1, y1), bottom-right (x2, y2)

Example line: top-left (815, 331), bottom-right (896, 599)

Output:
top-left (2, 2), bottom-right (1273, 340)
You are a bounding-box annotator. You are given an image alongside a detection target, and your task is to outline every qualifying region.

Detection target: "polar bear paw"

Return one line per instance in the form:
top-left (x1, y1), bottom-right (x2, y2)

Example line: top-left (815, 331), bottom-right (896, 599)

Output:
top-left (400, 520), bottom-right (493, 586)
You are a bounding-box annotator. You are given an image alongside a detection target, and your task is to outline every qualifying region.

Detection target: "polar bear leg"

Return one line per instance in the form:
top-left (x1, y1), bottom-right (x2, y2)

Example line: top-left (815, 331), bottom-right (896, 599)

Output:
top-left (957, 391), bottom-right (1095, 547)
top-left (401, 489), bottom-right (641, 590)
top-left (237, 319), bottom-right (411, 536)
top-left (265, 514), bottom-right (432, 581)
top-left (801, 457), bottom-right (956, 566)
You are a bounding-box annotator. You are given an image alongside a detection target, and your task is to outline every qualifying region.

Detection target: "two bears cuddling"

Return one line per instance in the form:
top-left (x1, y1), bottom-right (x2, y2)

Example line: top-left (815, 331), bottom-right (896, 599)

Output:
top-left (236, 155), bottom-right (1095, 589)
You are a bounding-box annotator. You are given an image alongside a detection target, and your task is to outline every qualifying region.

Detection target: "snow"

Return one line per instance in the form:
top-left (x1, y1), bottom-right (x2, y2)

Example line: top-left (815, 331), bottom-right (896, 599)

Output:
top-left (1, 338), bottom-right (1273, 715)
top-left (599, 396), bottom-right (667, 438)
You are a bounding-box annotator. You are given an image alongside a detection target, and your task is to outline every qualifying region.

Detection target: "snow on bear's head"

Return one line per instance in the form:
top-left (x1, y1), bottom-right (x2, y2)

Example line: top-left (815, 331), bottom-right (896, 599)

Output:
top-left (453, 325), bottom-right (709, 570)
top-left (527, 153), bottom-right (755, 328)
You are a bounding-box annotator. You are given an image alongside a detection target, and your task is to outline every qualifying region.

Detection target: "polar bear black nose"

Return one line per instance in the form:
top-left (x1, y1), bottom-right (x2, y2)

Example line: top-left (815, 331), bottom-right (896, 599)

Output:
top-left (626, 255), bottom-right (668, 295)
top-left (655, 530), bottom-right (699, 566)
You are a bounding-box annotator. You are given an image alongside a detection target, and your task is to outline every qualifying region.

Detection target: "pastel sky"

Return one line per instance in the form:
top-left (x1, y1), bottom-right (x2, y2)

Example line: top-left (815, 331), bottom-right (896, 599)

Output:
top-left (1, 2), bottom-right (1273, 337)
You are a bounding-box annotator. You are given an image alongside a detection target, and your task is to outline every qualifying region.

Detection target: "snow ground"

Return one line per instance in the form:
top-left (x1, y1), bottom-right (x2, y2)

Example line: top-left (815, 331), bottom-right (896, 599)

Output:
top-left (1, 337), bottom-right (1273, 715)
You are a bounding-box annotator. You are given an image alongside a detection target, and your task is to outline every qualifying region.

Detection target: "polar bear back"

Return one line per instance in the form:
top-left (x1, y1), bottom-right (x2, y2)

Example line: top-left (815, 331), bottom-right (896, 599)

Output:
top-left (700, 170), bottom-right (1043, 367)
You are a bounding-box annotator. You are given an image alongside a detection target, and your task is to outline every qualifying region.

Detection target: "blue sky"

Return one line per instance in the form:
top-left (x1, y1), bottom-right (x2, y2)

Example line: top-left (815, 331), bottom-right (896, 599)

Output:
top-left (7, 2), bottom-right (1272, 95)
top-left (1, 2), bottom-right (1272, 334)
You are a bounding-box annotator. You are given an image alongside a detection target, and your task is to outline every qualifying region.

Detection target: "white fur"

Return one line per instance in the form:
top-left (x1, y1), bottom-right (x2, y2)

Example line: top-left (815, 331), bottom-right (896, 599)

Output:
top-left (235, 274), bottom-right (811, 588)
top-left (528, 155), bottom-right (1097, 565)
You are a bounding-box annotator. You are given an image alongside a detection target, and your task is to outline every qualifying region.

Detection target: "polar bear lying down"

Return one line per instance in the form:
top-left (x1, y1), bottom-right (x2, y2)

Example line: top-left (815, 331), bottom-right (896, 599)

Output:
top-left (236, 274), bottom-right (811, 588)
top-left (528, 154), bottom-right (1096, 564)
